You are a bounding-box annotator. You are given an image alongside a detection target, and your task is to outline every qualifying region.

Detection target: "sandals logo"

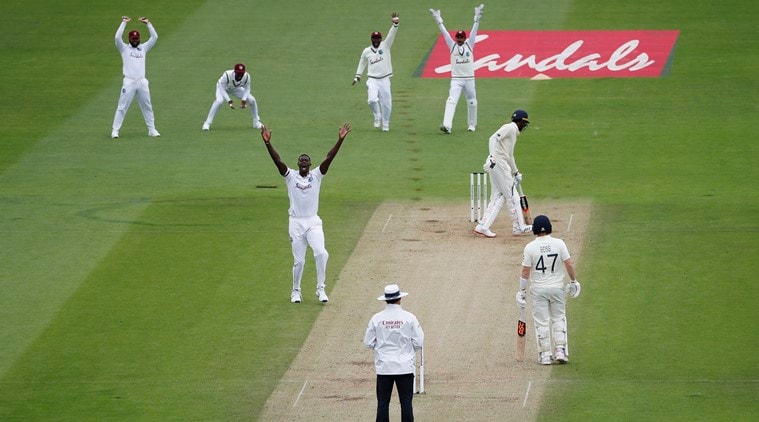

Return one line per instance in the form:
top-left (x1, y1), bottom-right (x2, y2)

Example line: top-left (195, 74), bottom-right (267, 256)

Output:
top-left (418, 30), bottom-right (679, 78)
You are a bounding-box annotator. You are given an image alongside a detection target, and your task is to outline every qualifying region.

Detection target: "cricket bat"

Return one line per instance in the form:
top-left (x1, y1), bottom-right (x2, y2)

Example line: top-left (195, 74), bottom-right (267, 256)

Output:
top-left (516, 183), bottom-right (533, 225)
top-left (516, 307), bottom-right (527, 362)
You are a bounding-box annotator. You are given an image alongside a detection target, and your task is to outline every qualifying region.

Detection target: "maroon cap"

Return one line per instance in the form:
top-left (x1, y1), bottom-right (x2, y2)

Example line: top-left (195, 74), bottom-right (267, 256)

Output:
top-left (128, 30), bottom-right (140, 39)
top-left (234, 63), bottom-right (246, 74)
top-left (455, 30), bottom-right (466, 38)
top-left (371, 31), bottom-right (382, 39)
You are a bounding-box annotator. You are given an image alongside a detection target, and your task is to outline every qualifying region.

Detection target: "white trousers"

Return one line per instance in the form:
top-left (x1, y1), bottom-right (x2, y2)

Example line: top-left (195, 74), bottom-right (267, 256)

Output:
top-left (289, 215), bottom-right (329, 291)
top-left (442, 78), bottom-right (477, 129)
top-left (204, 87), bottom-right (261, 126)
top-left (112, 77), bottom-right (156, 131)
top-left (478, 164), bottom-right (526, 231)
top-left (530, 285), bottom-right (568, 355)
top-left (366, 77), bottom-right (392, 125)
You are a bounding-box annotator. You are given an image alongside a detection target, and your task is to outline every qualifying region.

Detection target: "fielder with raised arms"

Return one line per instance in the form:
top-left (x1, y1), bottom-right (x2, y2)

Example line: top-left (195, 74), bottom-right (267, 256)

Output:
top-left (353, 12), bottom-right (400, 132)
top-left (259, 123), bottom-right (351, 304)
top-left (111, 16), bottom-right (160, 139)
top-left (516, 215), bottom-right (582, 365)
top-left (429, 4), bottom-right (484, 133)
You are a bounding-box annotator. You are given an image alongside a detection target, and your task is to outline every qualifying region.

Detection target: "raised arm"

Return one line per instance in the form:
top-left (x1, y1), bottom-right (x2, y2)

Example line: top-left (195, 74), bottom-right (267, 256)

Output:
top-left (383, 12), bottom-right (400, 48)
top-left (115, 16), bottom-right (129, 48)
top-left (260, 125), bottom-right (288, 176)
top-left (318, 123), bottom-right (352, 175)
top-left (429, 9), bottom-right (454, 48)
top-left (469, 4), bottom-right (484, 50)
top-left (138, 17), bottom-right (158, 50)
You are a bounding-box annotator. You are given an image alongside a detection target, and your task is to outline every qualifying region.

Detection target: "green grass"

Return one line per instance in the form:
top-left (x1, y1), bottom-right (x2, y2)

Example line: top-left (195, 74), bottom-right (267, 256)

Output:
top-left (1, 0), bottom-right (757, 420)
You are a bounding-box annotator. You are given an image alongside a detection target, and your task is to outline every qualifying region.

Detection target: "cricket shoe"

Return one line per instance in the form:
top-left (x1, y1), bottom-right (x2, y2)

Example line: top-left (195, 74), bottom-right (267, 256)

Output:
top-left (440, 125), bottom-right (451, 134)
top-left (555, 347), bottom-right (568, 364)
top-left (253, 120), bottom-right (263, 129)
top-left (467, 125), bottom-right (476, 132)
top-left (374, 117), bottom-right (381, 129)
top-left (512, 225), bottom-right (532, 236)
top-left (202, 123), bottom-right (210, 131)
top-left (382, 124), bottom-right (389, 132)
top-left (148, 129), bottom-right (161, 137)
top-left (316, 288), bottom-right (329, 303)
top-left (474, 225), bottom-right (496, 238)
top-left (111, 131), bottom-right (119, 139)
top-left (539, 352), bottom-right (552, 365)
top-left (290, 289), bottom-right (302, 303)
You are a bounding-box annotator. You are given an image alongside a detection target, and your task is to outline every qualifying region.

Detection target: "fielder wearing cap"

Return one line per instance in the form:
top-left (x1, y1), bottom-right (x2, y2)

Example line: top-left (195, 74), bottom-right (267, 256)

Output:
top-left (429, 4), bottom-right (485, 133)
top-left (202, 63), bottom-right (264, 131)
top-left (364, 284), bottom-right (424, 421)
top-left (352, 12), bottom-right (401, 132)
top-left (111, 16), bottom-right (160, 139)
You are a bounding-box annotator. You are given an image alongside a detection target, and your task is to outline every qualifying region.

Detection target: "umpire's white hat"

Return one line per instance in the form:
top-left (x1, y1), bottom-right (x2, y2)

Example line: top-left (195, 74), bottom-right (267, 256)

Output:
top-left (377, 284), bottom-right (409, 301)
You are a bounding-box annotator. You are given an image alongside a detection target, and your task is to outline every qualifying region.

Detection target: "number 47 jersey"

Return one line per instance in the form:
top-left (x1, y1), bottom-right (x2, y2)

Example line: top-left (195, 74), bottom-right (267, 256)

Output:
top-left (521, 235), bottom-right (571, 288)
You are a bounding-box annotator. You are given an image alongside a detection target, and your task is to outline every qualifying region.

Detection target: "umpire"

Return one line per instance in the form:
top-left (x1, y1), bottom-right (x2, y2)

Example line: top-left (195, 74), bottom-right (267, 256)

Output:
top-left (364, 284), bottom-right (425, 422)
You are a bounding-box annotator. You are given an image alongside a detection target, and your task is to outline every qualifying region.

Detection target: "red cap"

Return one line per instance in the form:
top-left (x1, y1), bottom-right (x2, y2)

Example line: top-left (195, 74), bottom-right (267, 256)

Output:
top-left (455, 30), bottom-right (466, 38)
top-left (371, 31), bottom-right (382, 39)
top-left (234, 63), bottom-right (246, 74)
top-left (128, 30), bottom-right (140, 39)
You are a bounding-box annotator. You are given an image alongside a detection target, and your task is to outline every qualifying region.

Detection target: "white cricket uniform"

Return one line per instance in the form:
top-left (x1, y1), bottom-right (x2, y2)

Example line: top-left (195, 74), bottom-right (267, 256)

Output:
top-left (478, 122), bottom-right (528, 233)
top-left (522, 235), bottom-right (572, 355)
top-left (112, 21), bottom-right (158, 133)
top-left (355, 24), bottom-right (399, 129)
top-left (434, 19), bottom-right (480, 130)
top-left (203, 70), bottom-right (262, 128)
top-left (284, 166), bottom-right (328, 291)
top-left (363, 304), bottom-right (424, 375)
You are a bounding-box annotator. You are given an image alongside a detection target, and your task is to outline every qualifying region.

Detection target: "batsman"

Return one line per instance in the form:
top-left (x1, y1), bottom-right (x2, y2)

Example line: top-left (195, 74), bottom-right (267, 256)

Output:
top-left (517, 215), bottom-right (582, 365)
top-left (474, 109), bottom-right (532, 238)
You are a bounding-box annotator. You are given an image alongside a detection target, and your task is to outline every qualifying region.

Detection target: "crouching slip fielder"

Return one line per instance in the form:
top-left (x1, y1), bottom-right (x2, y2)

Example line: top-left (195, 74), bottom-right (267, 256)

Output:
top-left (475, 109), bottom-right (531, 238)
top-left (260, 123), bottom-right (351, 303)
top-left (516, 215), bottom-right (582, 365)
top-left (353, 13), bottom-right (400, 132)
top-left (203, 63), bottom-right (263, 131)
top-left (429, 4), bottom-right (484, 133)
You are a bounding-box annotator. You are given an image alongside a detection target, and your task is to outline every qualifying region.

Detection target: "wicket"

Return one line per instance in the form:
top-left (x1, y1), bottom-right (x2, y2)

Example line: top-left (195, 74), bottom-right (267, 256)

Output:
top-left (469, 172), bottom-right (488, 223)
top-left (414, 348), bottom-right (425, 394)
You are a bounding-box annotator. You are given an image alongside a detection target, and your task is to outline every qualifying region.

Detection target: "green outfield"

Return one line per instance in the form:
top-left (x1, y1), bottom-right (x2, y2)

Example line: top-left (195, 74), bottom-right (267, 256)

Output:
top-left (1, 0), bottom-right (757, 420)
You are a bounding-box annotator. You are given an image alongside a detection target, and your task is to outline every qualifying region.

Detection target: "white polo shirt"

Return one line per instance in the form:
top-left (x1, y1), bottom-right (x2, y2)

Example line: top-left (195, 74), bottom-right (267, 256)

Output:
top-left (284, 167), bottom-right (323, 218)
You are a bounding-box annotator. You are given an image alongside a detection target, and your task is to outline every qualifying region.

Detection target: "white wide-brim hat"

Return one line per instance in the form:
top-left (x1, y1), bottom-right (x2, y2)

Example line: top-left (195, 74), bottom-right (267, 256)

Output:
top-left (377, 284), bottom-right (409, 301)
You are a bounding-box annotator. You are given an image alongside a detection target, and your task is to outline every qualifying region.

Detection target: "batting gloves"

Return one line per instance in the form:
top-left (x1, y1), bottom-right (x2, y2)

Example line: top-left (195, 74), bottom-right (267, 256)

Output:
top-left (515, 290), bottom-right (527, 308)
top-left (565, 280), bottom-right (582, 298)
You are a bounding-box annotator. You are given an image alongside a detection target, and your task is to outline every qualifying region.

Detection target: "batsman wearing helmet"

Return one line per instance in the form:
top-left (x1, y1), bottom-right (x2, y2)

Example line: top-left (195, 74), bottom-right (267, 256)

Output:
top-left (516, 215), bottom-right (582, 365)
top-left (475, 109), bottom-right (531, 238)
top-left (429, 4), bottom-right (484, 133)
top-left (353, 13), bottom-right (400, 132)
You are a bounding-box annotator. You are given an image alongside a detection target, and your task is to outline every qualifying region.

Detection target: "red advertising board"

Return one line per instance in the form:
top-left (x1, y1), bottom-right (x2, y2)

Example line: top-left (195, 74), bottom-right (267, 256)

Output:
top-left (420, 30), bottom-right (679, 78)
